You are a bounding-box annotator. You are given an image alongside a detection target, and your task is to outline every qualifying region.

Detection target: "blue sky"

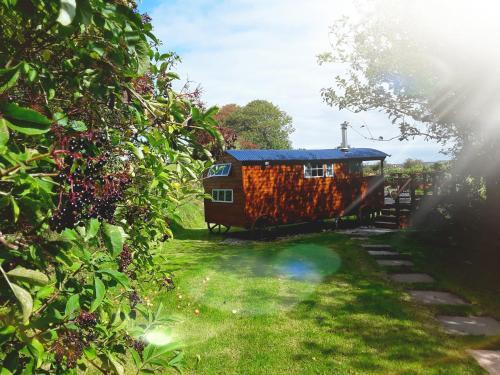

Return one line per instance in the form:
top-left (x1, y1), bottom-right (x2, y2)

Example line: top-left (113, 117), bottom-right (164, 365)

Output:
top-left (138, 0), bottom-right (447, 163)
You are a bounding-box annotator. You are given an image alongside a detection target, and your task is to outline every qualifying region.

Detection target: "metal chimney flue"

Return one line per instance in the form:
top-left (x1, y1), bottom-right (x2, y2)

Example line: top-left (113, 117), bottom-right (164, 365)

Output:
top-left (339, 121), bottom-right (349, 151)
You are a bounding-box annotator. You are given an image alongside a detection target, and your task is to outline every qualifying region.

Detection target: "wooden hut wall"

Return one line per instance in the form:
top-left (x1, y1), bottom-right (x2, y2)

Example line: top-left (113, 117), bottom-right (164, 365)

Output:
top-left (241, 161), bottom-right (384, 225)
top-left (203, 154), bottom-right (247, 227)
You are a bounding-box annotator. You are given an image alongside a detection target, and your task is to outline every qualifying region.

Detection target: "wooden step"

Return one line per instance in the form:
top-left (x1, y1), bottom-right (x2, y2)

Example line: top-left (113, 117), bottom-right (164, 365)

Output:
top-left (374, 221), bottom-right (399, 229)
top-left (384, 203), bottom-right (413, 209)
top-left (381, 209), bottom-right (411, 217)
top-left (378, 215), bottom-right (397, 222)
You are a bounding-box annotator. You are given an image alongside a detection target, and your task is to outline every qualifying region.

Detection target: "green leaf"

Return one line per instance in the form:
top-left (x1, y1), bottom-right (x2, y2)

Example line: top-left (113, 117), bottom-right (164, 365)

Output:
top-left (84, 346), bottom-right (97, 361)
top-left (64, 294), bottom-right (80, 318)
top-left (10, 196), bottom-right (19, 223)
top-left (107, 354), bottom-right (124, 375)
top-left (90, 277), bottom-right (105, 312)
top-left (28, 338), bottom-right (44, 368)
top-left (10, 283), bottom-right (33, 323)
top-left (130, 348), bottom-right (142, 367)
top-left (168, 351), bottom-right (183, 366)
top-left (0, 118), bottom-right (9, 146)
top-left (61, 228), bottom-right (78, 241)
top-left (70, 120), bottom-right (87, 132)
top-left (0, 325), bottom-right (15, 346)
top-left (0, 102), bottom-right (51, 135)
top-left (0, 65), bottom-right (21, 94)
top-left (126, 142), bottom-right (144, 159)
top-left (135, 40), bottom-right (150, 75)
top-left (84, 218), bottom-right (100, 241)
top-left (57, 0), bottom-right (77, 26)
top-left (102, 223), bottom-right (127, 257)
top-left (98, 270), bottom-right (130, 289)
top-left (7, 267), bottom-right (49, 285)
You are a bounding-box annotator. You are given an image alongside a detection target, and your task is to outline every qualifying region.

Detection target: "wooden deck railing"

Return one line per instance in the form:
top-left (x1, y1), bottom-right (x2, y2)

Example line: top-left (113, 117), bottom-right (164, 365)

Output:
top-left (384, 172), bottom-right (442, 227)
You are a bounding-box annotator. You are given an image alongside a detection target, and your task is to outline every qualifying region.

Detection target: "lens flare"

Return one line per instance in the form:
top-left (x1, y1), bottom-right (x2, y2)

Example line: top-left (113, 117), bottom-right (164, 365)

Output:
top-left (185, 243), bottom-right (341, 316)
top-left (143, 327), bottom-right (172, 346)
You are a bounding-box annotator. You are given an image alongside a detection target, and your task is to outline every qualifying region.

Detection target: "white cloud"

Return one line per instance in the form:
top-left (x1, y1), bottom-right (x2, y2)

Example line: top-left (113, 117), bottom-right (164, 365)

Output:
top-left (144, 0), bottom-right (447, 163)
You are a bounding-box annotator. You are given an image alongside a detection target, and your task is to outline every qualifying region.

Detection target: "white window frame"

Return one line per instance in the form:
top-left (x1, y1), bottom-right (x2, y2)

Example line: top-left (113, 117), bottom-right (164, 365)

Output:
top-left (211, 189), bottom-right (234, 203)
top-left (207, 163), bottom-right (232, 177)
top-left (304, 163), bottom-right (335, 178)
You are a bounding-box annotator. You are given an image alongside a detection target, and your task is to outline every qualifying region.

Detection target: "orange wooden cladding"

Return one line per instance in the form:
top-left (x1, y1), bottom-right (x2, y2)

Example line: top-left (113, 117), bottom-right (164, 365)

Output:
top-left (203, 157), bottom-right (385, 229)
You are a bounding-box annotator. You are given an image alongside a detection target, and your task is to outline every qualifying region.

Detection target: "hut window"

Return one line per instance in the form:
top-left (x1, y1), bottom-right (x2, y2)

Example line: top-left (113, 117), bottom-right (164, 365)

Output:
top-left (207, 163), bottom-right (232, 177)
top-left (325, 164), bottom-right (335, 177)
top-left (304, 163), bottom-right (334, 178)
top-left (348, 161), bottom-right (363, 174)
top-left (212, 189), bottom-right (233, 203)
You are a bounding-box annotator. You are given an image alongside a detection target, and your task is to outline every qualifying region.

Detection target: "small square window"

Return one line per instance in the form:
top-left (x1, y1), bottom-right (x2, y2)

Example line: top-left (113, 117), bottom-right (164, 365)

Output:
top-left (211, 189), bottom-right (233, 203)
top-left (304, 163), bottom-right (334, 178)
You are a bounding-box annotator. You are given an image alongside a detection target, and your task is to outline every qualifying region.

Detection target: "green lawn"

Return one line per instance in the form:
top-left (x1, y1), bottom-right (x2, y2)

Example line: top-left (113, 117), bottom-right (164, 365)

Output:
top-left (143, 225), bottom-right (495, 374)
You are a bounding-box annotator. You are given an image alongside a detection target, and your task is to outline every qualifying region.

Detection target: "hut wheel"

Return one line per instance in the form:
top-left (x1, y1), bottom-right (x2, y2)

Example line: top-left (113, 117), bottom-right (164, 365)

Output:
top-left (207, 223), bottom-right (231, 234)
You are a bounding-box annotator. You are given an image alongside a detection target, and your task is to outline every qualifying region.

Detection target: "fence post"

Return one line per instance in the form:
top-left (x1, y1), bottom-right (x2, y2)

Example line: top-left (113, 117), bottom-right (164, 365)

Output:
top-left (395, 173), bottom-right (401, 228)
top-left (432, 172), bottom-right (439, 196)
top-left (410, 174), bottom-right (417, 212)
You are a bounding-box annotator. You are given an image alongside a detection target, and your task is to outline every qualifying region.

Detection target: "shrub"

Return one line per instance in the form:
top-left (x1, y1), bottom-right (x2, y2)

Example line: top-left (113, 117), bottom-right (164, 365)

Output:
top-left (0, 0), bottom-right (219, 372)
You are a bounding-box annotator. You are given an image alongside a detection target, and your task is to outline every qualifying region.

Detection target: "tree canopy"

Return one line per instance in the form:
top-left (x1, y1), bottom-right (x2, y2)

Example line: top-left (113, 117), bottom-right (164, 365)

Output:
top-left (224, 100), bottom-right (294, 149)
top-left (319, 0), bottom-right (500, 212)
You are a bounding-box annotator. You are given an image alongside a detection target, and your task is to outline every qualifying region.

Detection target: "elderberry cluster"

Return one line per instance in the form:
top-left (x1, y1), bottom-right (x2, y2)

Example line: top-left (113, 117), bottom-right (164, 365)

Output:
top-left (49, 132), bottom-right (131, 232)
top-left (125, 335), bottom-right (147, 353)
top-left (118, 244), bottom-right (133, 272)
top-left (129, 290), bottom-right (141, 319)
top-left (76, 311), bottom-right (98, 329)
top-left (53, 330), bottom-right (85, 369)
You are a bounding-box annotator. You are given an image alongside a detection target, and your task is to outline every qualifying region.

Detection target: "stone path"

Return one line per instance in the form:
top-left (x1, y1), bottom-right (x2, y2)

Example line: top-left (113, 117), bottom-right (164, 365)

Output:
top-left (390, 273), bottom-right (435, 283)
top-left (376, 259), bottom-right (414, 267)
top-left (438, 316), bottom-right (500, 336)
top-left (467, 350), bottom-right (500, 375)
top-left (360, 239), bottom-right (500, 372)
top-left (362, 244), bottom-right (393, 250)
top-left (367, 250), bottom-right (400, 256)
top-left (409, 290), bottom-right (469, 305)
top-left (338, 228), bottom-right (396, 237)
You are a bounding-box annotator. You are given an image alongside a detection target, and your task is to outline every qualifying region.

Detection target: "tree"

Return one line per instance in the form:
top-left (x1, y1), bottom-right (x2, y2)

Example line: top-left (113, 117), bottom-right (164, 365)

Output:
top-left (0, 1), bottom-right (217, 372)
top-left (402, 159), bottom-right (425, 172)
top-left (319, 0), bottom-right (500, 217)
top-left (195, 104), bottom-right (239, 159)
top-left (214, 104), bottom-right (240, 127)
top-left (225, 100), bottom-right (294, 149)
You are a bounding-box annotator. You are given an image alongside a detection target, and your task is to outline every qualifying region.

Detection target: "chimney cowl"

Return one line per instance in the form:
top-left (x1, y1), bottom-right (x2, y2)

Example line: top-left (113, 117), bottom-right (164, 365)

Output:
top-left (339, 121), bottom-right (349, 151)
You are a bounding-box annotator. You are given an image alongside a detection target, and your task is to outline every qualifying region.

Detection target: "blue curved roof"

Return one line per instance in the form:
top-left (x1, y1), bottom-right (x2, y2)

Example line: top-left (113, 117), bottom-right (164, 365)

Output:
top-left (227, 148), bottom-right (388, 162)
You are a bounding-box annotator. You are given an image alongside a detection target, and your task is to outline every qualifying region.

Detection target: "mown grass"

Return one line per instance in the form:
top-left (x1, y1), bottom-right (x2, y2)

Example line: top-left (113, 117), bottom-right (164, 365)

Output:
top-left (144, 226), bottom-right (491, 374)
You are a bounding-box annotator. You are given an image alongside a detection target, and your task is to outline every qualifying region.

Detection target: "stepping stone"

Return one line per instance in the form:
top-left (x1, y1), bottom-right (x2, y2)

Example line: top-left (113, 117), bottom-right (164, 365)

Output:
top-left (390, 273), bottom-right (435, 283)
top-left (468, 350), bottom-right (500, 374)
top-left (362, 244), bottom-right (393, 250)
top-left (376, 259), bottom-right (414, 266)
top-left (350, 237), bottom-right (368, 241)
top-left (409, 291), bottom-right (468, 305)
top-left (368, 250), bottom-right (399, 256)
top-left (438, 316), bottom-right (500, 336)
